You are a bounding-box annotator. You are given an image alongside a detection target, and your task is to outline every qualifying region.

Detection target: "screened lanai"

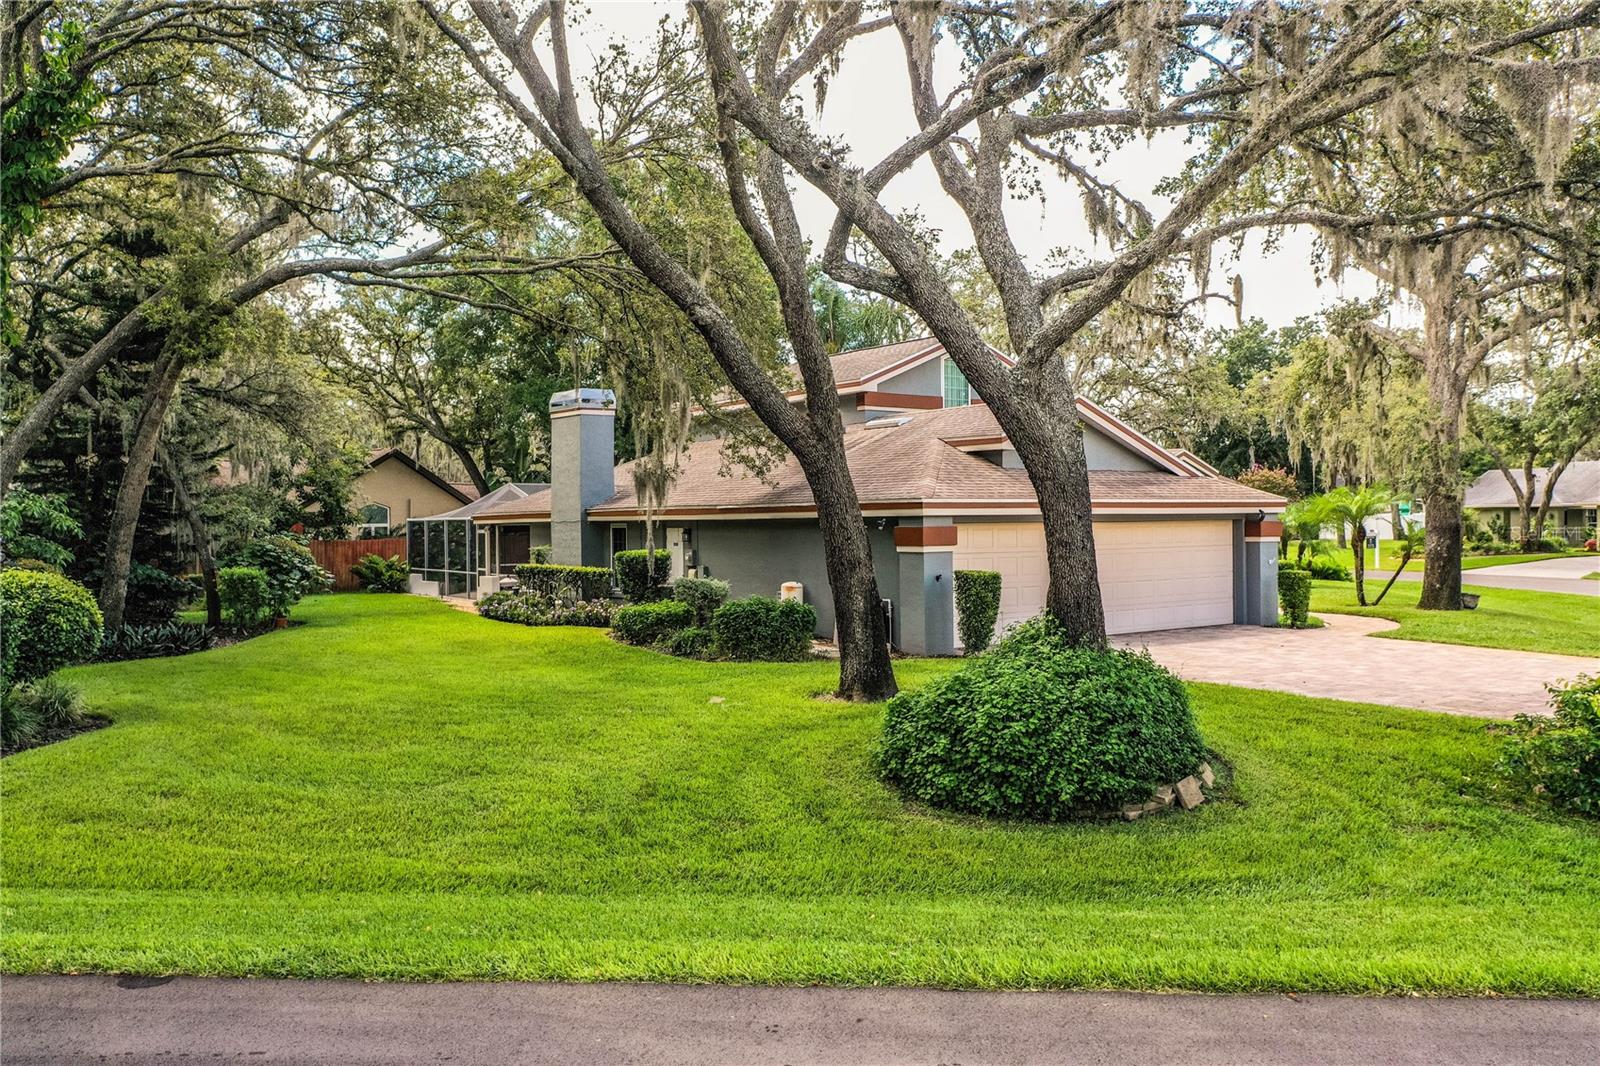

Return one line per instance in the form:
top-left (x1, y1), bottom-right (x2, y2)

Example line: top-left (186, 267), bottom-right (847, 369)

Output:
top-left (406, 482), bottom-right (547, 597)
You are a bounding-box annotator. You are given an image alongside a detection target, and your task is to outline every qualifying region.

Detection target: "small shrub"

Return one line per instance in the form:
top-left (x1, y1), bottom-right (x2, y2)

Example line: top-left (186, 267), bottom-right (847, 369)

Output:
top-left (1279, 566), bottom-right (1312, 628)
top-left (0, 569), bottom-right (104, 687)
top-left (710, 596), bottom-right (816, 661)
top-left (1492, 675), bottom-right (1600, 818)
top-left (613, 599), bottom-right (694, 645)
top-left (6, 675), bottom-right (87, 730)
top-left (223, 535), bottom-right (331, 618)
top-left (877, 618), bottom-right (1204, 819)
top-left (1306, 555), bottom-right (1350, 581)
top-left (477, 590), bottom-right (614, 627)
top-left (1585, 538), bottom-right (1596, 552)
top-left (515, 563), bottom-right (612, 601)
top-left (614, 549), bottom-right (672, 602)
top-left (672, 576), bottom-right (729, 625)
top-left (350, 553), bottom-right (408, 593)
top-left (663, 625), bottom-right (715, 658)
top-left (529, 544), bottom-right (553, 564)
top-left (99, 621), bottom-right (215, 661)
top-left (218, 566), bottom-right (271, 626)
top-left (954, 569), bottom-right (1002, 653)
top-left (1, 693), bottom-right (42, 749)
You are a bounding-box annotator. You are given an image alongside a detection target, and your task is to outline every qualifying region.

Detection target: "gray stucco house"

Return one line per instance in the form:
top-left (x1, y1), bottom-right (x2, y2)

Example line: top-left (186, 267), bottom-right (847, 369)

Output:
top-left (408, 338), bottom-right (1286, 654)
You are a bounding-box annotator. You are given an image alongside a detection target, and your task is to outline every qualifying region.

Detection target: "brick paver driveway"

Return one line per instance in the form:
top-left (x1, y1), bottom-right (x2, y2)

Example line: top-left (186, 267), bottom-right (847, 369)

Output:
top-left (1116, 614), bottom-right (1599, 718)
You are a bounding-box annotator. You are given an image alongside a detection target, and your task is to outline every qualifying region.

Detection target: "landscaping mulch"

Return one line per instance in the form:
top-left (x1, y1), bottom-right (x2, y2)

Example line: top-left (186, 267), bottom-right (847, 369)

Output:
top-left (2, 716), bottom-right (110, 759)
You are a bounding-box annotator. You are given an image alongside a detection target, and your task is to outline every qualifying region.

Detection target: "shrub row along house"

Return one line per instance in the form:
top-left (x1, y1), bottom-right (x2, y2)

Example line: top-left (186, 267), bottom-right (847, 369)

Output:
top-left (405, 339), bottom-right (1288, 653)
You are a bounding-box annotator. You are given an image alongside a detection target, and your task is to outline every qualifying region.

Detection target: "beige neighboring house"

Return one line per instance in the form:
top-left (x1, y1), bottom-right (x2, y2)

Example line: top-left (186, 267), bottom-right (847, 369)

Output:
top-left (353, 449), bottom-right (478, 537)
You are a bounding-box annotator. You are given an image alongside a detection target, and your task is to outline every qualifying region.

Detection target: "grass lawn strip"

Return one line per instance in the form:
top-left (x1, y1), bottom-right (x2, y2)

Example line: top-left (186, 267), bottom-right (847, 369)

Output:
top-left (4, 595), bottom-right (1597, 993)
top-left (1309, 580), bottom-right (1600, 658)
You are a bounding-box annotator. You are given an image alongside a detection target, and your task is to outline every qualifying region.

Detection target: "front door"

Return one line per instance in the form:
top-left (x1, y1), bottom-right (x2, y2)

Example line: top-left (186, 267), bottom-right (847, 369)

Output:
top-left (666, 527), bottom-right (686, 580)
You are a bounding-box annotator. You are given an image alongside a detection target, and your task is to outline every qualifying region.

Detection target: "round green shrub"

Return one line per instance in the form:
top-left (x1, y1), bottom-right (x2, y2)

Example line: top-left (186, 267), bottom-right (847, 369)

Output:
top-left (672, 576), bottom-right (729, 625)
top-left (2, 558), bottom-right (61, 574)
top-left (0, 569), bottom-right (104, 687)
top-left (350, 553), bottom-right (408, 593)
top-left (1492, 674), bottom-right (1599, 818)
top-left (710, 596), bottom-right (816, 661)
top-left (877, 618), bottom-right (1205, 820)
top-left (613, 599), bottom-right (693, 645)
top-left (613, 549), bottom-right (672, 602)
top-left (1278, 566), bottom-right (1312, 627)
top-left (954, 569), bottom-right (1002, 653)
top-left (218, 566), bottom-right (271, 626)
top-left (223, 535), bottom-right (330, 618)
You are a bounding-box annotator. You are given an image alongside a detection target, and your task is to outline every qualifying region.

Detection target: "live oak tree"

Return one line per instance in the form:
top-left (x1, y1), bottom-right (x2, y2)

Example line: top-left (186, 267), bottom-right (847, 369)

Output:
top-left (1204, 6), bottom-right (1600, 608)
top-left (425, 0), bottom-right (899, 700)
top-left (2, 2), bottom-right (604, 629)
top-left (1471, 340), bottom-right (1600, 547)
top-left (685, 1), bottom-right (1567, 644)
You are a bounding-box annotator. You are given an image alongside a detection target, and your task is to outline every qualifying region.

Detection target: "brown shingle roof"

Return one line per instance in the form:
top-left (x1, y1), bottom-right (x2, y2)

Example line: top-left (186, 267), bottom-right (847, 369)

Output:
top-left (477, 404), bottom-right (1285, 521)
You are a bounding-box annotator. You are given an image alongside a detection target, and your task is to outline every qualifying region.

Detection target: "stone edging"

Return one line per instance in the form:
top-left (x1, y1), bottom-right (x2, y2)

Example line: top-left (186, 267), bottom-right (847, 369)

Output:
top-left (1120, 761), bottom-right (1217, 821)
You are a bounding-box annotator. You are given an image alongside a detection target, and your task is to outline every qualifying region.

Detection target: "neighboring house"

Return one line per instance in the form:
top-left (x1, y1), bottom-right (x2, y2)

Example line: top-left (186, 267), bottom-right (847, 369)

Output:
top-left (408, 338), bottom-right (1287, 653)
top-left (1464, 462), bottom-right (1600, 544)
top-left (355, 449), bottom-right (478, 537)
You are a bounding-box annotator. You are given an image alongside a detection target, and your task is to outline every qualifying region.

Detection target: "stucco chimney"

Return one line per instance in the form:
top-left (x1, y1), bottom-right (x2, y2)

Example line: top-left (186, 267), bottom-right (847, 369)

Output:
top-left (549, 388), bottom-right (616, 566)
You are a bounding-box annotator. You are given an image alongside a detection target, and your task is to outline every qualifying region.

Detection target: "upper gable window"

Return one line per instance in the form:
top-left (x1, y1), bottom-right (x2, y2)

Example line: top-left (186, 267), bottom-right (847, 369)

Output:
top-left (942, 358), bottom-right (971, 406)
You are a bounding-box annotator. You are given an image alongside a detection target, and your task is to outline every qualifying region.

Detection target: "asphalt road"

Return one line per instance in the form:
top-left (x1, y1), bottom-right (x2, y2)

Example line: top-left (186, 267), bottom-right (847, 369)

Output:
top-left (6, 976), bottom-right (1600, 1065)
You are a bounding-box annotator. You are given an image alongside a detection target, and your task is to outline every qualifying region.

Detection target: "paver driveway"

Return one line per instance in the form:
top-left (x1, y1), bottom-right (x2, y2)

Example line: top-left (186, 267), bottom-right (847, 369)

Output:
top-left (1116, 613), bottom-right (1599, 718)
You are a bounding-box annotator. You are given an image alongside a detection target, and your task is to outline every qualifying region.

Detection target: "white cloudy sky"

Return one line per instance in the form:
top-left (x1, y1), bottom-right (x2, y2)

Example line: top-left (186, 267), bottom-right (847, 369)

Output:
top-left (565, 1), bottom-right (1389, 330)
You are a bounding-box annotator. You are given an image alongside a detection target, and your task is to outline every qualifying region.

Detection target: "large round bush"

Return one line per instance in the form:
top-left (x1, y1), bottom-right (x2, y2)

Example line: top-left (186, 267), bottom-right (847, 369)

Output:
top-left (877, 618), bottom-right (1205, 820)
top-left (0, 569), bottom-right (104, 686)
top-left (223, 535), bottom-right (331, 617)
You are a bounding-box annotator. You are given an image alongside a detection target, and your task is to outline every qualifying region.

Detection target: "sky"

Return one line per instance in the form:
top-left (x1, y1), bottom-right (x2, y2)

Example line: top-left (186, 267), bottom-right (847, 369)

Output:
top-left (566, 1), bottom-right (1389, 331)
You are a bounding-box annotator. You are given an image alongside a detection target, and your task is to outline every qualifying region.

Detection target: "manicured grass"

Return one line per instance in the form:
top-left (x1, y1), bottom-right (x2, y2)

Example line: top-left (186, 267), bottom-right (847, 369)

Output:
top-left (1310, 580), bottom-right (1600, 658)
top-left (4, 595), bottom-right (1598, 993)
top-left (1324, 543), bottom-right (1580, 575)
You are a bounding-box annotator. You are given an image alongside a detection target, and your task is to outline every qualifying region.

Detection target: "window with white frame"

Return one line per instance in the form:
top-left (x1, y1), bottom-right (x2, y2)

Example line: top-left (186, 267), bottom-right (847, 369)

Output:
top-left (942, 357), bottom-right (971, 407)
top-left (358, 503), bottom-right (391, 537)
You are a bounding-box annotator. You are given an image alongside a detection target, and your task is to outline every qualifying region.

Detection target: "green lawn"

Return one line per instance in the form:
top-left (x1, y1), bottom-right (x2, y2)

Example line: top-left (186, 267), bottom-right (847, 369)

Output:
top-left (1324, 542), bottom-right (1581, 575)
top-left (4, 595), bottom-right (1598, 994)
top-left (1309, 580), bottom-right (1600, 658)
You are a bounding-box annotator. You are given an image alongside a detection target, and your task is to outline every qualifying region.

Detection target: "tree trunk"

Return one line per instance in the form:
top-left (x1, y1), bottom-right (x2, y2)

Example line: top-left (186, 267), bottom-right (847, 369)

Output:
top-left (1518, 455), bottom-right (1537, 549)
top-left (99, 346), bottom-right (186, 631)
top-left (163, 449), bottom-right (221, 627)
top-left (0, 301), bottom-right (152, 491)
top-left (447, 441), bottom-right (491, 496)
top-left (1353, 521), bottom-right (1368, 606)
top-left (801, 453), bottom-right (897, 701)
top-left (1418, 347), bottom-right (1465, 611)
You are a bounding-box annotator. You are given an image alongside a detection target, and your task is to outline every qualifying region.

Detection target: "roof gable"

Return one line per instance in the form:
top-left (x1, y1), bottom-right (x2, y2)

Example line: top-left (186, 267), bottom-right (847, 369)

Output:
top-left (364, 448), bottom-right (477, 504)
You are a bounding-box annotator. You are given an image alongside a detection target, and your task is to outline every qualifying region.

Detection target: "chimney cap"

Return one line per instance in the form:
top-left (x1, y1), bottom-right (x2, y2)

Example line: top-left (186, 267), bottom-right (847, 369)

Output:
top-left (550, 387), bottom-right (616, 414)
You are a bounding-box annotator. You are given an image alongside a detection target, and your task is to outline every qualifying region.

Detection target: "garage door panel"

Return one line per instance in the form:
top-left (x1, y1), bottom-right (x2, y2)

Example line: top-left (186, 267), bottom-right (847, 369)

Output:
top-left (955, 520), bottom-right (1235, 642)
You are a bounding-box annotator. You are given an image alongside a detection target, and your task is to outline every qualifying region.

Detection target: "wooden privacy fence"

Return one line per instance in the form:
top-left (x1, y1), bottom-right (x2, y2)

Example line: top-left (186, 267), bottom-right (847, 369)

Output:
top-left (310, 536), bottom-right (407, 591)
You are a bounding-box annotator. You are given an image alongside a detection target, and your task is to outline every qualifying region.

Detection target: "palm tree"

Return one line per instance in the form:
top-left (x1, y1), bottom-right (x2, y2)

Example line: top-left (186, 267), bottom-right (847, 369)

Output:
top-left (1284, 495), bottom-right (1336, 565)
top-left (1323, 485), bottom-right (1399, 605)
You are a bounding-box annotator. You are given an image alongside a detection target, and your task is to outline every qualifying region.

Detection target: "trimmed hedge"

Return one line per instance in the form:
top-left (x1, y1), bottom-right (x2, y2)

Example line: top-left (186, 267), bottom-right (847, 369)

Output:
top-left (613, 599), bottom-right (694, 645)
top-left (954, 569), bottom-right (1002, 653)
top-left (218, 566), bottom-right (271, 626)
top-left (614, 549), bottom-right (672, 602)
top-left (710, 596), bottom-right (816, 661)
top-left (1279, 566), bottom-right (1312, 628)
top-left (877, 618), bottom-right (1205, 820)
top-left (673, 576), bottom-right (729, 625)
top-left (516, 563), bottom-right (612, 601)
top-left (663, 625), bottom-right (715, 658)
top-left (0, 569), bottom-right (104, 687)
top-left (478, 590), bottom-right (614, 628)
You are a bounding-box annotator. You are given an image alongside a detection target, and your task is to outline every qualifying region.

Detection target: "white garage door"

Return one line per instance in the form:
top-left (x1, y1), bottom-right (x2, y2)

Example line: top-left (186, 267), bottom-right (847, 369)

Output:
top-left (954, 520), bottom-right (1235, 640)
